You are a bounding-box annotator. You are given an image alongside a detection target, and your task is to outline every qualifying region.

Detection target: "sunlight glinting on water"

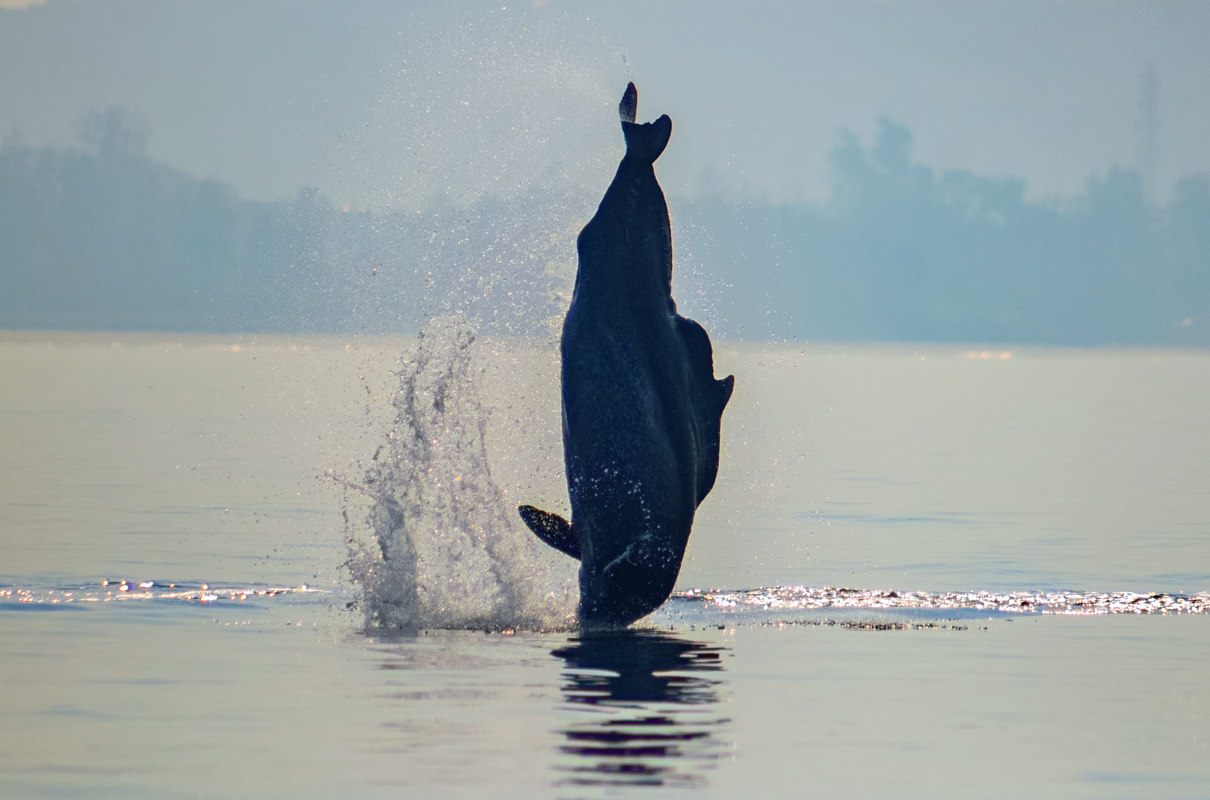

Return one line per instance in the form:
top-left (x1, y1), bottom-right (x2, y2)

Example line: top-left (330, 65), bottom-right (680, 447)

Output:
top-left (2, 583), bottom-right (318, 605)
top-left (6, 580), bottom-right (1205, 619)
top-left (674, 586), bottom-right (1210, 616)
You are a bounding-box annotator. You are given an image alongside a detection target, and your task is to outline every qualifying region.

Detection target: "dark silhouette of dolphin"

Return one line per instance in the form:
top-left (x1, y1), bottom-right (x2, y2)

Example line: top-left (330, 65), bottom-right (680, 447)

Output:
top-left (519, 83), bottom-right (734, 628)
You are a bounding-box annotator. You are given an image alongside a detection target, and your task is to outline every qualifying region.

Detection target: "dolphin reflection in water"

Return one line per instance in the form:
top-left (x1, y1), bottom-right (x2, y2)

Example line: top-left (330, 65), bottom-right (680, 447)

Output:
top-left (552, 630), bottom-right (728, 788)
top-left (519, 83), bottom-right (734, 627)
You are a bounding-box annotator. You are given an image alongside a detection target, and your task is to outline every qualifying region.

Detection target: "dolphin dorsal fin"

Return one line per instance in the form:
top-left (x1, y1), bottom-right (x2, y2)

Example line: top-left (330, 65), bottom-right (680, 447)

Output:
top-left (674, 316), bottom-right (734, 505)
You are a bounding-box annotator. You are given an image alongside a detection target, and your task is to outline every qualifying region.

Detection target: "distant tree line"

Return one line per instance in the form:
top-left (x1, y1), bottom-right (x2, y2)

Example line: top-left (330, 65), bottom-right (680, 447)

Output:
top-left (2, 111), bottom-right (1208, 345)
top-left (678, 118), bottom-right (1210, 346)
top-left (0, 109), bottom-right (576, 337)
top-left (1, 109), bottom-right (324, 332)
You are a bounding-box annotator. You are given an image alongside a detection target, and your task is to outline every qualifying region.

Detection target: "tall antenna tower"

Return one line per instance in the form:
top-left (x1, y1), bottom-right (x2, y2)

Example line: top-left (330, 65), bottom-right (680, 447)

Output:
top-left (1135, 63), bottom-right (1160, 202)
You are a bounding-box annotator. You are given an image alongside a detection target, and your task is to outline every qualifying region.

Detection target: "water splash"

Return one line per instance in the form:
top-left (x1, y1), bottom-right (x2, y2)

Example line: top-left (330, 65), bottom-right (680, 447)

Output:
top-left (344, 314), bottom-right (577, 631)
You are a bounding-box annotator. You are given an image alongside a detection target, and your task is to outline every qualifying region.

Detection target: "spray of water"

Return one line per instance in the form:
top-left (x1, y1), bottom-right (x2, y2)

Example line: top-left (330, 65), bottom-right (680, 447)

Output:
top-left (337, 197), bottom-right (586, 630)
top-left (344, 314), bottom-right (578, 631)
top-left (330, 9), bottom-right (628, 214)
top-left (332, 10), bottom-right (639, 631)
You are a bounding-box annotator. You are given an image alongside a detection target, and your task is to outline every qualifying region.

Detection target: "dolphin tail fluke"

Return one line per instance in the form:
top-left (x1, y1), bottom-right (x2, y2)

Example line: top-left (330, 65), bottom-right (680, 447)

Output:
top-left (619, 83), bottom-right (671, 163)
top-left (622, 116), bottom-right (672, 164)
top-left (619, 82), bottom-right (637, 124)
top-left (518, 505), bottom-right (580, 560)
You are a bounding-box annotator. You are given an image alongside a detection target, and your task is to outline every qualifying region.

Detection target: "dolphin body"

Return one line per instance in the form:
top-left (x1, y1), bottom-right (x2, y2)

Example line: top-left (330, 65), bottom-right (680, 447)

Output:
top-left (519, 84), bottom-right (734, 627)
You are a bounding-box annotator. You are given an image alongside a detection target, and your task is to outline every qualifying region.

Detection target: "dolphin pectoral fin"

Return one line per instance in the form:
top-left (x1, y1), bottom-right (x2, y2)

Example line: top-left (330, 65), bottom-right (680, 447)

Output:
top-left (517, 505), bottom-right (580, 560)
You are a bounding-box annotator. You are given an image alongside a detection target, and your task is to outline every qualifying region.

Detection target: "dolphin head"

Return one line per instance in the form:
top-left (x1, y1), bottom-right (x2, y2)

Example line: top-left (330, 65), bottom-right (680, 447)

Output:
top-left (577, 538), bottom-right (681, 628)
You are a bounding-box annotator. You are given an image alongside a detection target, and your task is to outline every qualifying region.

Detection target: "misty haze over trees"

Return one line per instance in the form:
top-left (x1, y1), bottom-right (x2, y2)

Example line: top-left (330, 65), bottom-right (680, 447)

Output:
top-left (687, 118), bottom-right (1210, 346)
top-left (1, 109), bottom-right (1208, 346)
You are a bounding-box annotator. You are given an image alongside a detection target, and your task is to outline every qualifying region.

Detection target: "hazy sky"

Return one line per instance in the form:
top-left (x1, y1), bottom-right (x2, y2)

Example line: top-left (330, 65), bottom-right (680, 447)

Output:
top-left (3, 0), bottom-right (1208, 208)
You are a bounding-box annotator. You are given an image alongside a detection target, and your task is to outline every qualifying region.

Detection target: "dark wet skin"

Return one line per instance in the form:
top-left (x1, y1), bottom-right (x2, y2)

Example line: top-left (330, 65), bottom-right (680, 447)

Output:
top-left (520, 84), bottom-right (733, 628)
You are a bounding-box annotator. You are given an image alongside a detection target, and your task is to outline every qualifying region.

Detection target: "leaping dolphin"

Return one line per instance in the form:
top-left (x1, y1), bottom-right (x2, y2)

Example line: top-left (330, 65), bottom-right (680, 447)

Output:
top-left (519, 83), bottom-right (734, 628)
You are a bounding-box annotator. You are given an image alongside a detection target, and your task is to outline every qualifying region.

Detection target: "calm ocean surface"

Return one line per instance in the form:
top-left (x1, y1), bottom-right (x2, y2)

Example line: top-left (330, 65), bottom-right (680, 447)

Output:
top-left (2, 331), bottom-right (1208, 799)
